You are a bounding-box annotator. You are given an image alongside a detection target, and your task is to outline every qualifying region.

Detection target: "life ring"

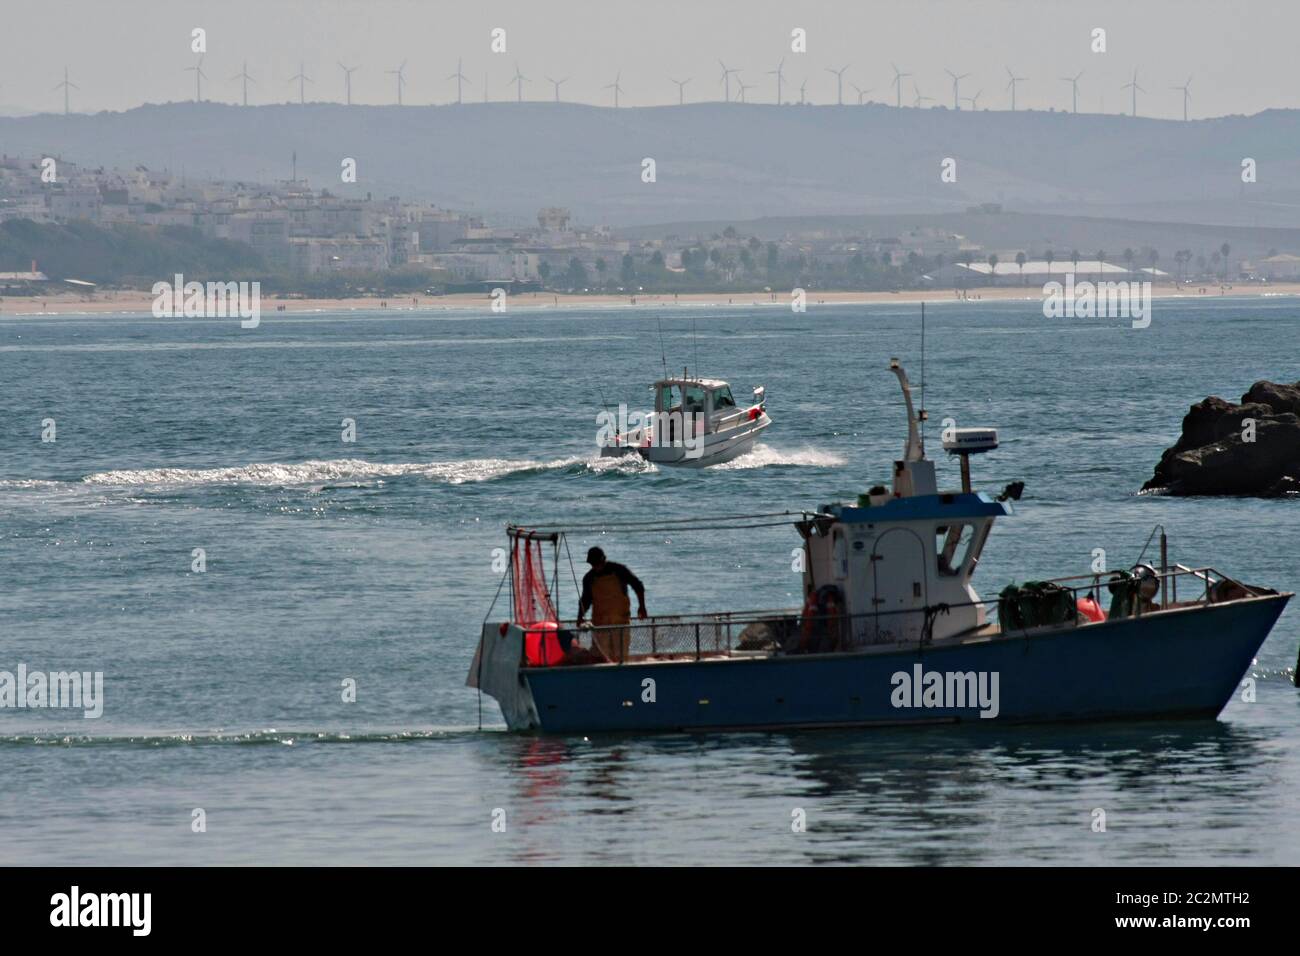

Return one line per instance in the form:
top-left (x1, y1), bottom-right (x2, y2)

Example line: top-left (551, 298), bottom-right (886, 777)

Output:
top-left (1075, 596), bottom-right (1105, 624)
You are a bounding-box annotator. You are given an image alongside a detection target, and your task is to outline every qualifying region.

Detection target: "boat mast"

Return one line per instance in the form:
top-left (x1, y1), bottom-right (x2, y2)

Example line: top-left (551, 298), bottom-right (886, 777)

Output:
top-left (889, 358), bottom-right (924, 462)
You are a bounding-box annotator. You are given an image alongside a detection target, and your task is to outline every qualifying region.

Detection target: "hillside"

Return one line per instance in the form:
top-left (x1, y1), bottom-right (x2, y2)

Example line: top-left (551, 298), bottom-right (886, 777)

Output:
top-left (3, 101), bottom-right (1298, 228)
top-left (0, 219), bottom-right (263, 284)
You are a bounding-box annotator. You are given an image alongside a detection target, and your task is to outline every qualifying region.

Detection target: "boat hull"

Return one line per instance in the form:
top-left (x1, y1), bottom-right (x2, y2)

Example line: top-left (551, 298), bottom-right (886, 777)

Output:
top-left (601, 414), bottom-right (771, 468)
top-left (506, 594), bottom-right (1290, 733)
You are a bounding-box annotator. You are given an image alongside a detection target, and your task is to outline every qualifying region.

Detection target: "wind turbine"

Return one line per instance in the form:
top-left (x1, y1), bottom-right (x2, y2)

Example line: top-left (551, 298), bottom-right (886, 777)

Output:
top-left (962, 89), bottom-right (983, 110)
top-left (1060, 71), bottom-right (1082, 113)
top-left (718, 60), bottom-right (738, 102)
top-left (670, 76), bottom-right (691, 105)
top-left (289, 62), bottom-right (312, 104)
top-left (1005, 67), bottom-right (1026, 110)
top-left (767, 58), bottom-right (785, 104)
top-left (386, 60), bottom-right (407, 105)
top-left (890, 63), bottom-right (911, 108)
top-left (185, 55), bottom-right (208, 102)
top-left (447, 58), bottom-right (469, 104)
top-left (545, 75), bottom-right (568, 103)
top-left (338, 62), bottom-right (359, 105)
top-left (798, 78), bottom-right (807, 105)
top-left (945, 69), bottom-right (970, 109)
top-left (230, 61), bottom-right (256, 106)
top-left (1121, 68), bottom-right (1144, 116)
top-left (509, 61), bottom-right (530, 102)
top-left (738, 79), bottom-right (754, 103)
top-left (483, 71), bottom-right (489, 103)
top-left (826, 64), bottom-right (849, 105)
top-left (1172, 75), bottom-right (1192, 121)
top-left (912, 80), bottom-right (931, 108)
top-left (604, 72), bottom-right (623, 107)
top-left (850, 82), bottom-right (872, 105)
top-left (53, 66), bottom-right (78, 115)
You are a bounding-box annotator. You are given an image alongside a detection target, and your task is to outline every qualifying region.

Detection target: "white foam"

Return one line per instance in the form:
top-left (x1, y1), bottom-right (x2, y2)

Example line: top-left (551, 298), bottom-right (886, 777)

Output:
top-left (3, 445), bottom-right (828, 493)
top-left (70, 453), bottom-right (659, 488)
top-left (714, 444), bottom-right (846, 469)
top-left (76, 457), bottom-right (545, 488)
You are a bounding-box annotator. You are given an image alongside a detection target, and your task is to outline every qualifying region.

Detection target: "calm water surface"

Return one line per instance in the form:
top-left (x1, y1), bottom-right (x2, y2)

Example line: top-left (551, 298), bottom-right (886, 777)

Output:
top-left (1, 297), bottom-right (1297, 864)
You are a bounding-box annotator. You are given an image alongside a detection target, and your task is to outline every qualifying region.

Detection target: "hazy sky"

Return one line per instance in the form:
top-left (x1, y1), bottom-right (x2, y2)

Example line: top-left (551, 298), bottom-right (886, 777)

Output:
top-left (1, 0), bottom-right (1294, 118)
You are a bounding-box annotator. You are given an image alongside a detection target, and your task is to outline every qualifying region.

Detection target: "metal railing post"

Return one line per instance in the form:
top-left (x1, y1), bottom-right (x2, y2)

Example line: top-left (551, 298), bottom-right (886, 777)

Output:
top-left (695, 623), bottom-right (701, 660)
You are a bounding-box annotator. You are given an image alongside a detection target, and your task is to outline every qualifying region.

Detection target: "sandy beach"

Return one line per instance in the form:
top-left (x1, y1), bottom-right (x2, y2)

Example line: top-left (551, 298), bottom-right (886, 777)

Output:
top-left (2, 283), bottom-right (1296, 316)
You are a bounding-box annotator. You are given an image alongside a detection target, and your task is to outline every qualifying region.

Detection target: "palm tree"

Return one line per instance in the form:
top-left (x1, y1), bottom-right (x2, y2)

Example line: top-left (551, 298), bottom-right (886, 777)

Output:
top-left (1123, 247), bottom-right (1136, 277)
top-left (1045, 249), bottom-right (1055, 278)
top-left (1220, 242), bottom-right (1231, 280)
top-left (1016, 251), bottom-right (1027, 285)
top-left (1070, 249), bottom-right (1081, 274)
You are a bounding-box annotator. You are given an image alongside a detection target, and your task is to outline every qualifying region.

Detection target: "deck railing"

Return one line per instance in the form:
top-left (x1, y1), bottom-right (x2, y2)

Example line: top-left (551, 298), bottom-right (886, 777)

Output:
top-left (529, 565), bottom-right (1262, 665)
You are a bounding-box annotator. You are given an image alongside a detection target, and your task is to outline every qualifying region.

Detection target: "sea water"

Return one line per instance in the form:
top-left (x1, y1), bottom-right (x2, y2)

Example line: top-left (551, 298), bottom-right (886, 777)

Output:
top-left (1, 297), bottom-right (1297, 865)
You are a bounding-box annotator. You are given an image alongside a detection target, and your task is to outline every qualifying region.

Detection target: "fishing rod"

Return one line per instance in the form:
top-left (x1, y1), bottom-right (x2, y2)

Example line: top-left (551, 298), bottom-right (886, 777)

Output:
top-left (598, 382), bottom-right (618, 439)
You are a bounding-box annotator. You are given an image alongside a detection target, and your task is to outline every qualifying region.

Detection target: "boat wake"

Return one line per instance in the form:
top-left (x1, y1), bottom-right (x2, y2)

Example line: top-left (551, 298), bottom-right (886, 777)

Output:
top-left (76, 457), bottom-right (566, 487)
top-left (715, 444), bottom-right (845, 469)
top-left (0, 454), bottom-right (654, 491)
top-left (2, 445), bottom-right (837, 494)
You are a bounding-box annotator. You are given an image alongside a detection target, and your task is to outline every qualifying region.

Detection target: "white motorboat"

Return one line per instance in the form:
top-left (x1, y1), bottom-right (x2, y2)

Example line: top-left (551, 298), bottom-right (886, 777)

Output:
top-left (598, 375), bottom-right (771, 467)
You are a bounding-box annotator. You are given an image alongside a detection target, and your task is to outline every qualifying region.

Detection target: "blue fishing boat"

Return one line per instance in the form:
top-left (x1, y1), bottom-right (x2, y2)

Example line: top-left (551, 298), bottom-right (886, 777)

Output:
top-left (468, 360), bottom-right (1292, 733)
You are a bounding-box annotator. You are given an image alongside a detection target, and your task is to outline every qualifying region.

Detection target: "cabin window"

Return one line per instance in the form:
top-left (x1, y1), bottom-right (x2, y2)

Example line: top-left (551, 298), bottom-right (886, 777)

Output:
top-left (683, 385), bottom-right (707, 415)
top-left (658, 384), bottom-right (682, 412)
top-left (936, 523), bottom-right (975, 576)
top-left (711, 386), bottom-right (736, 411)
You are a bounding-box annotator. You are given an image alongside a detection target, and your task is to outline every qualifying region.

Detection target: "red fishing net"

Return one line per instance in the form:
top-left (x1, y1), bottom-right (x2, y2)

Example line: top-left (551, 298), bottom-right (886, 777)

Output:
top-left (513, 537), bottom-right (564, 665)
top-left (513, 536), bottom-right (556, 624)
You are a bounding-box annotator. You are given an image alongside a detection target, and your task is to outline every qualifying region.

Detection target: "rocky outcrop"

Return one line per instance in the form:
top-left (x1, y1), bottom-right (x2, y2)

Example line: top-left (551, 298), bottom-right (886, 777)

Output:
top-left (1143, 381), bottom-right (1300, 497)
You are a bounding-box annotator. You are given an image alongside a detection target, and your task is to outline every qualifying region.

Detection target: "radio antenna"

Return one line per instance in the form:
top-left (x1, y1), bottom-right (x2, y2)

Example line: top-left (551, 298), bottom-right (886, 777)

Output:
top-left (920, 301), bottom-right (926, 454)
top-left (656, 316), bottom-right (669, 379)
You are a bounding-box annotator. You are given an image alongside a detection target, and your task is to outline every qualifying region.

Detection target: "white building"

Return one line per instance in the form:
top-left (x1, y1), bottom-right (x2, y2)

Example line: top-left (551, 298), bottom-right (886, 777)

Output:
top-left (288, 237), bottom-right (390, 274)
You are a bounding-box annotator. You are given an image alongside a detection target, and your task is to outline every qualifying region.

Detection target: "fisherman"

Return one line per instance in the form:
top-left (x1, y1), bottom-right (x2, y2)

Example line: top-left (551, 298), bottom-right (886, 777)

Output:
top-left (576, 547), bottom-right (647, 663)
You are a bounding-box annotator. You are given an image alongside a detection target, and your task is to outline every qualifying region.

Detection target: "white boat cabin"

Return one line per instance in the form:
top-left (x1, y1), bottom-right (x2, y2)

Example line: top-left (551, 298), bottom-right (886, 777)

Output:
top-left (798, 360), bottom-right (1009, 646)
top-left (652, 376), bottom-right (760, 438)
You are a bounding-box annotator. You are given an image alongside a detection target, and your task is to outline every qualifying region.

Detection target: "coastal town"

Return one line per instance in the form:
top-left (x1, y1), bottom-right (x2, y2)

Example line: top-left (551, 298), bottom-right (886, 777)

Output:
top-left (5, 151), bottom-right (1298, 304)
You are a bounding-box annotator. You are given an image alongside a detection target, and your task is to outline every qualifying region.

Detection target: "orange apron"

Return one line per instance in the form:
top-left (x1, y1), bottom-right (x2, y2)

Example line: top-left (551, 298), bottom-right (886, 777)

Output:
top-left (591, 571), bottom-right (632, 662)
